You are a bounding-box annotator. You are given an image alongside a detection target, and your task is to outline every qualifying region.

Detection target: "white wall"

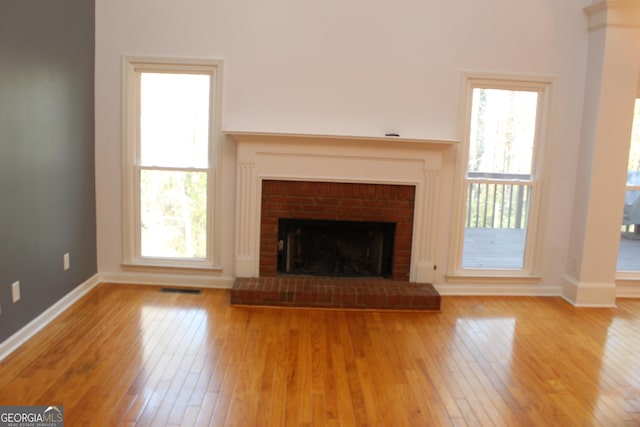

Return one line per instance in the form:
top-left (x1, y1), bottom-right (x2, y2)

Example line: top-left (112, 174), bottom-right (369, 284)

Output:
top-left (95, 0), bottom-right (590, 289)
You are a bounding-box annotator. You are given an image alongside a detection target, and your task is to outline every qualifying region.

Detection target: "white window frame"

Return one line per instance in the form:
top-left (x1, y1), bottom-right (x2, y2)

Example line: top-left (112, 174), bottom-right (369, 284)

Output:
top-left (448, 73), bottom-right (552, 280)
top-left (121, 56), bottom-right (223, 271)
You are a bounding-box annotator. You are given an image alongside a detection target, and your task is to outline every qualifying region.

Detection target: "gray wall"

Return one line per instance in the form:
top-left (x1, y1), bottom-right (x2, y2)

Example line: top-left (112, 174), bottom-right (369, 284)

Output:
top-left (0, 0), bottom-right (96, 342)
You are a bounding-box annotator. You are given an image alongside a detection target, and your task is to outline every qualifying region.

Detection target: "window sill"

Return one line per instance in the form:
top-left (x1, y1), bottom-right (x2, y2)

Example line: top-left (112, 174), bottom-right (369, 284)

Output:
top-left (121, 262), bottom-right (223, 275)
top-left (445, 274), bottom-right (541, 285)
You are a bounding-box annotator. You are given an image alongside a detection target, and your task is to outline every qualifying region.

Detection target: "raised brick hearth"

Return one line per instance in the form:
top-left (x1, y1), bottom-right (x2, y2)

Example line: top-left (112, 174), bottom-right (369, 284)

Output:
top-left (231, 277), bottom-right (441, 311)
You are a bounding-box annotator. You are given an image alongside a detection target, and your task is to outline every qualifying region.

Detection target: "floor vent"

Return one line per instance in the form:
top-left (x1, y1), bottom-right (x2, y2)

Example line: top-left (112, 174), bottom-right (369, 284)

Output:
top-left (160, 288), bottom-right (202, 295)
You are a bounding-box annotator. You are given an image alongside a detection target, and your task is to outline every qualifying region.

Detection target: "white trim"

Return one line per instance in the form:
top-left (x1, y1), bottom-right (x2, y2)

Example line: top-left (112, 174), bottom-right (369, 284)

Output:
top-left (445, 274), bottom-right (541, 285)
top-left (0, 274), bottom-right (101, 362)
top-left (615, 278), bottom-right (640, 298)
top-left (436, 282), bottom-right (560, 297)
top-left (224, 130), bottom-right (458, 146)
top-left (561, 274), bottom-right (617, 307)
top-left (121, 56), bottom-right (224, 270)
top-left (121, 262), bottom-right (223, 274)
top-left (99, 272), bottom-right (234, 289)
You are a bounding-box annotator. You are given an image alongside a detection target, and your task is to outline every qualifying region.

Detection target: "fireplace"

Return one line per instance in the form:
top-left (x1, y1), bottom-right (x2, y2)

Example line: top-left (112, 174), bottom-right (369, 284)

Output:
top-left (260, 180), bottom-right (415, 281)
top-left (278, 218), bottom-right (396, 277)
top-left (229, 131), bottom-right (454, 284)
top-left (228, 131), bottom-right (449, 310)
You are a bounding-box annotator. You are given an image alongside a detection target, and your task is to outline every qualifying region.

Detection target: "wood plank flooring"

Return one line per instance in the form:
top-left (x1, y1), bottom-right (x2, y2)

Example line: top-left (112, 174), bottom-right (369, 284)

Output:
top-left (0, 283), bottom-right (639, 426)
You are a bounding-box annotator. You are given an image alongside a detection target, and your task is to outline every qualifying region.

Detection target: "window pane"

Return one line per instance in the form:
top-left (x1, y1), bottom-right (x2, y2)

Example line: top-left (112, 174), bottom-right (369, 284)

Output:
top-left (462, 86), bottom-right (539, 270)
top-left (462, 183), bottom-right (530, 269)
top-left (618, 99), bottom-right (640, 271)
top-left (140, 73), bottom-right (210, 168)
top-left (140, 170), bottom-right (207, 259)
top-left (468, 88), bottom-right (538, 176)
top-left (626, 99), bottom-right (640, 172)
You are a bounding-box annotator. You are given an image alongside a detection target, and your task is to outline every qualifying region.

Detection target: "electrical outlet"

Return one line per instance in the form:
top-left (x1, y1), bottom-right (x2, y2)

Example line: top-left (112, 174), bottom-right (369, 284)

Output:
top-left (64, 253), bottom-right (70, 271)
top-left (12, 281), bottom-right (20, 303)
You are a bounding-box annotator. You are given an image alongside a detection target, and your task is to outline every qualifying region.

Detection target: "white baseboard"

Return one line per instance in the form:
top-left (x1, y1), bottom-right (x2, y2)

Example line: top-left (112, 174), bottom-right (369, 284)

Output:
top-left (0, 273), bottom-right (101, 362)
top-left (561, 275), bottom-right (617, 307)
top-left (98, 271), bottom-right (235, 289)
top-left (615, 279), bottom-right (640, 298)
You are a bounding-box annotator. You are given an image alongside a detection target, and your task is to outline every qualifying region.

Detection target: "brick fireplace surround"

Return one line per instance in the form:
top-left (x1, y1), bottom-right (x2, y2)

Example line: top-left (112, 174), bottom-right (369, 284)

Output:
top-left (259, 180), bottom-right (415, 280)
top-left (227, 131), bottom-right (453, 310)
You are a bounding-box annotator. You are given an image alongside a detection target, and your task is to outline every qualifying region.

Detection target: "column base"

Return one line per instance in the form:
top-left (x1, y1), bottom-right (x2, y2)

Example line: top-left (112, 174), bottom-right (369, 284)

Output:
top-left (562, 274), bottom-right (617, 307)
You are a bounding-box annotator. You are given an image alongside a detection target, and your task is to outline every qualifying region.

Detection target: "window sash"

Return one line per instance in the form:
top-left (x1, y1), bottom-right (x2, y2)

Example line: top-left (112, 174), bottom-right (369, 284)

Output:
top-left (136, 166), bottom-right (209, 260)
top-left (464, 180), bottom-right (532, 230)
top-left (138, 72), bottom-right (211, 169)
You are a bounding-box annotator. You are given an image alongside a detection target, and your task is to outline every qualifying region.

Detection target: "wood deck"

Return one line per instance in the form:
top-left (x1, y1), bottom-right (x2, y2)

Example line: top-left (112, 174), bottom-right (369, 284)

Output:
top-left (464, 228), bottom-right (640, 272)
top-left (463, 228), bottom-right (526, 269)
top-left (0, 283), bottom-right (639, 425)
top-left (618, 232), bottom-right (640, 271)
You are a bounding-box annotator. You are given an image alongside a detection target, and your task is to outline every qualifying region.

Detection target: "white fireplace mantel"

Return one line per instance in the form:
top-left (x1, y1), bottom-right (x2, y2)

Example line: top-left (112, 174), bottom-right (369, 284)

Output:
top-left (225, 130), bottom-right (458, 283)
top-left (225, 130), bottom-right (458, 147)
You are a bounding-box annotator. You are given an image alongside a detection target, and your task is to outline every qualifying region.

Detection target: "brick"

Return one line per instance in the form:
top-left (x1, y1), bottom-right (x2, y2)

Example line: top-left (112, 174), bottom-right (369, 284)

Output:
top-left (263, 195), bottom-right (292, 204)
top-left (362, 185), bottom-right (373, 198)
top-left (278, 203), bottom-right (300, 212)
top-left (259, 181), bottom-right (417, 279)
top-left (261, 216), bottom-right (278, 225)
top-left (343, 183), bottom-right (354, 198)
top-left (398, 186), bottom-right (415, 200)
top-left (339, 289), bottom-right (357, 307)
top-left (388, 185), bottom-right (399, 199)
top-left (341, 198), bottom-right (364, 207)
top-left (261, 201), bottom-right (281, 212)
top-left (262, 180), bottom-right (278, 192)
top-left (261, 225), bottom-right (278, 237)
top-left (387, 294), bottom-right (403, 306)
top-left (365, 200), bottom-right (387, 209)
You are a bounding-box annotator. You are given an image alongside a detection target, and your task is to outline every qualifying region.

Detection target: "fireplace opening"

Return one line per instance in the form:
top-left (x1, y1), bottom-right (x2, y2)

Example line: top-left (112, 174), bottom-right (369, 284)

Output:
top-left (277, 218), bottom-right (396, 277)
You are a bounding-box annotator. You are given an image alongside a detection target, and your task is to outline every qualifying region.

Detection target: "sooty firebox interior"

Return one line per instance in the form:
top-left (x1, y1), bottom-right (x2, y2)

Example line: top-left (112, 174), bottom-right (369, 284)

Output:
top-left (277, 219), bottom-right (396, 277)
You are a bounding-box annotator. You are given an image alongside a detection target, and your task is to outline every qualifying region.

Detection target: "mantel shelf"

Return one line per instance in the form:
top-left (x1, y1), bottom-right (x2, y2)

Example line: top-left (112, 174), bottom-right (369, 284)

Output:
top-left (223, 130), bottom-right (458, 147)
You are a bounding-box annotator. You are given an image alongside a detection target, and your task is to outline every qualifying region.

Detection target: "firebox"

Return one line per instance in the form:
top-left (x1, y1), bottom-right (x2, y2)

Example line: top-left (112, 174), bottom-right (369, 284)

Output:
top-left (277, 219), bottom-right (396, 277)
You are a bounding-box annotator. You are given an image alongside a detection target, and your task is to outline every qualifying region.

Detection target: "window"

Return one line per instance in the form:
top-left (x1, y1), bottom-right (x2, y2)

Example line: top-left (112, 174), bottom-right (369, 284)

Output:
top-left (450, 75), bottom-right (550, 277)
top-left (122, 57), bottom-right (222, 269)
top-left (618, 98), bottom-right (640, 272)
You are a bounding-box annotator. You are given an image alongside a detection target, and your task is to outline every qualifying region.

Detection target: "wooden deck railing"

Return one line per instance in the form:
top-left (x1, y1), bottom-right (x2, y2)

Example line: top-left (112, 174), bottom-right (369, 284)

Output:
top-left (466, 172), bottom-right (531, 229)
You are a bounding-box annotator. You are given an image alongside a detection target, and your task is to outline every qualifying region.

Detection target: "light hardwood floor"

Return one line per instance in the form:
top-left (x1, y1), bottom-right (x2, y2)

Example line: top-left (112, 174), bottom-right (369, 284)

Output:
top-left (0, 283), bottom-right (639, 426)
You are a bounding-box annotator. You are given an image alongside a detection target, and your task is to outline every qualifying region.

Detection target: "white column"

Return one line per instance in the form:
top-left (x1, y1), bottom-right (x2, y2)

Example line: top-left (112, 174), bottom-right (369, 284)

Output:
top-left (563, 0), bottom-right (640, 306)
